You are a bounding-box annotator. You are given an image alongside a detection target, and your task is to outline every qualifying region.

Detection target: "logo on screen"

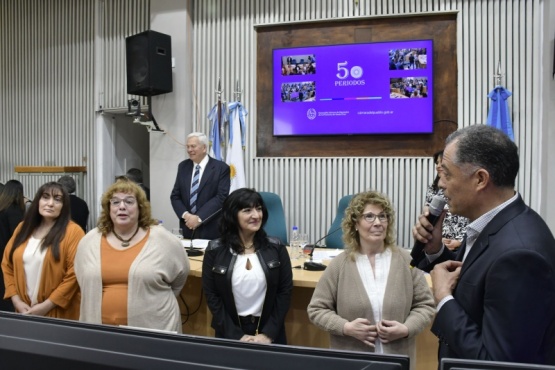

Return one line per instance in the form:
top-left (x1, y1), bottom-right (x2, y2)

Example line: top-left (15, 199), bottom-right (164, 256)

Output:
top-left (335, 62), bottom-right (365, 86)
top-left (336, 62), bottom-right (363, 79)
top-left (350, 66), bottom-right (363, 78)
top-left (307, 108), bottom-right (317, 120)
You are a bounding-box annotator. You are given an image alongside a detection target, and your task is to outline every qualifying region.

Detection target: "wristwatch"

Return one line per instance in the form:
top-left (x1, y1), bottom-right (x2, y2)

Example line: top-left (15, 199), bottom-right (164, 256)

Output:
top-left (197, 216), bottom-right (202, 224)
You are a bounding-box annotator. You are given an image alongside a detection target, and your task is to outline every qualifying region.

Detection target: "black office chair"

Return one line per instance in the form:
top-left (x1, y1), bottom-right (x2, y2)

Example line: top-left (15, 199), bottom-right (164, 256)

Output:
top-left (259, 191), bottom-right (288, 245)
top-left (324, 194), bottom-right (354, 249)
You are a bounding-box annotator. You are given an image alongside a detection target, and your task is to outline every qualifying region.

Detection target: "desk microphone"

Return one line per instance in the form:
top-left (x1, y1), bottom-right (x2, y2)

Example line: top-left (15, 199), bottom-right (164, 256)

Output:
top-left (305, 226), bottom-right (342, 249)
top-left (300, 226), bottom-right (342, 271)
top-left (409, 195), bottom-right (447, 267)
top-left (187, 208), bottom-right (222, 257)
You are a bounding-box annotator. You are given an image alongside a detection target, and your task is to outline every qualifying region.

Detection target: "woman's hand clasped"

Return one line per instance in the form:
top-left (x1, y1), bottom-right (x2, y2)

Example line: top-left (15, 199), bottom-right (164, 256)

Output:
top-left (240, 334), bottom-right (255, 342)
top-left (12, 295), bottom-right (31, 314)
top-left (25, 299), bottom-right (56, 316)
top-left (11, 295), bottom-right (55, 316)
top-left (442, 238), bottom-right (462, 251)
top-left (376, 319), bottom-right (409, 343)
top-left (343, 318), bottom-right (377, 347)
top-left (239, 333), bottom-right (272, 344)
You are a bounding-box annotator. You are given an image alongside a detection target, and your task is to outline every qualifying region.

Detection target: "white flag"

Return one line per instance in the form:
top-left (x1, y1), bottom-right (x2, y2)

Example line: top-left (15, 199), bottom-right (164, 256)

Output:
top-left (226, 102), bottom-right (247, 192)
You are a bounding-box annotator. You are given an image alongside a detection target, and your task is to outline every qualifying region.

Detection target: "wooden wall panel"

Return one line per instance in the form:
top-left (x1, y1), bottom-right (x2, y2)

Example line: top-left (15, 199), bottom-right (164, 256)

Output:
top-left (256, 14), bottom-right (457, 157)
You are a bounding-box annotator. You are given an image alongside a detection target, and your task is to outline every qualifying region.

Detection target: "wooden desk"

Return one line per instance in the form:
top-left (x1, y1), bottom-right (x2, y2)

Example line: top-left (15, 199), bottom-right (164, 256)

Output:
top-left (180, 250), bottom-right (438, 370)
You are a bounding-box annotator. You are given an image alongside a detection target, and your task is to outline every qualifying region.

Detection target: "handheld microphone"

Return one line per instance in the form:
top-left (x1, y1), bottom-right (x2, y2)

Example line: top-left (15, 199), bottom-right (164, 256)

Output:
top-left (409, 195), bottom-right (447, 267)
top-left (187, 208), bottom-right (222, 257)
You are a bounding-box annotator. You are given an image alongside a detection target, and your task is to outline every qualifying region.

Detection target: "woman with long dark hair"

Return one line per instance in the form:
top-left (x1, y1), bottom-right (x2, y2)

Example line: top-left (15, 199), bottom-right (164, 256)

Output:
top-left (1, 182), bottom-right (84, 318)
top-left (202, 188), bottom-right (293, 344)
top-left (0, 180), bottom-right (26, 311)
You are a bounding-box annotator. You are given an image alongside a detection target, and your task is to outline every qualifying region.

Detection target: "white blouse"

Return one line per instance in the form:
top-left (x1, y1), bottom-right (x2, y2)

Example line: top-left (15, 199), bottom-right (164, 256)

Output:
top-left (23, 237), bottom-right (47, 305)
top-left (231, 251), bottom-right (267, 317)
top-left (355, 247), bottom-right (392, 354)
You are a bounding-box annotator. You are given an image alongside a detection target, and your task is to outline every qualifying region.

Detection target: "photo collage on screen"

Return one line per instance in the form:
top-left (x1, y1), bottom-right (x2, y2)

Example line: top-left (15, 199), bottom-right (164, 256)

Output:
top-left (388, 48), bottom-right (428, 99)
top-left (280, 54), bottom-right (316, 102)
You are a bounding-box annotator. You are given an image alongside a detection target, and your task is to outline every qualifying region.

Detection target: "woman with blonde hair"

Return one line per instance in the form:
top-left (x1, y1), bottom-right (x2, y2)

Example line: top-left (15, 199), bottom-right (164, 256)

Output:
top-left (75, 178), bottom-right (189, 332)
top-left (308, 191), bottom-right (434, 369)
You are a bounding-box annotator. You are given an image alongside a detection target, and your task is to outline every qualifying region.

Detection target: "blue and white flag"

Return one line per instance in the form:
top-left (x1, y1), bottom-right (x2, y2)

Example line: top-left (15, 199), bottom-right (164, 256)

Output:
top-left (226, 101), bottom-right (247, 192)
top-left (486, 86), bottom-right (514, 141)
top-left (208, 102), bottom-right (227, 161)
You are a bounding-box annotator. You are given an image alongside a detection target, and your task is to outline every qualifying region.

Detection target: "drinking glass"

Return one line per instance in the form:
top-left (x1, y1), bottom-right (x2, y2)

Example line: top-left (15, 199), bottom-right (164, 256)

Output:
top-left (298, 233), bottom-right (309, 259)
top-left (172, 228), bottom-right (183, 240)
top-left (299, 233), bottom-right (308, 247)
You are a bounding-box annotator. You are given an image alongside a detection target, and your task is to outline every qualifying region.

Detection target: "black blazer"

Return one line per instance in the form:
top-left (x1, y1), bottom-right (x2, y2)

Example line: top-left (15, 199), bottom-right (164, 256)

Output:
top-left (170, 156), bottom-right (230, 239)
top-left (69, 194), bottom-right (89, 232)
top-left (421, 195), bottom-right (555, 365)
top-left (202, 237), bottom-right (293, 344)
top-left (0, 204), bottom-right (23, 311)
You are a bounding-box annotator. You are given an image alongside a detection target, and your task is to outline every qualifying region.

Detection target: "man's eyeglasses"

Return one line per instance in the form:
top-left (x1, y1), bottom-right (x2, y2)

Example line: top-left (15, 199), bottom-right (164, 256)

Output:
top-left (110, 197), bottom-right (137, 207)
top-left (361, 212), bottom-right (388, 223)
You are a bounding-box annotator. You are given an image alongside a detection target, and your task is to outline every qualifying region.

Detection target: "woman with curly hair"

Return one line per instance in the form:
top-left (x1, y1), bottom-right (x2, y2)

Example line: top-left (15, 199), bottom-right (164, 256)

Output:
top-left (308, 191), bottom-right (434, 370)
top-left (75, 178), bottom-right (189, 332)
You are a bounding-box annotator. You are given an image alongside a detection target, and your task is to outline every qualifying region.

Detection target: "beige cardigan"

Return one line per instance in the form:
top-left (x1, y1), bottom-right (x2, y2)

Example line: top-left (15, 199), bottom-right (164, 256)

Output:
top-left (307, 246), bottom-right (435, 370)
top-left (75, 225), bottom-right (189, 332)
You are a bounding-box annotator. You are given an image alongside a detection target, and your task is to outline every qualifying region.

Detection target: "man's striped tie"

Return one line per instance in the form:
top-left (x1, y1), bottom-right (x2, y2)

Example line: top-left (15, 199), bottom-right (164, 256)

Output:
top-left (190, 164), bottom-right (200, 213)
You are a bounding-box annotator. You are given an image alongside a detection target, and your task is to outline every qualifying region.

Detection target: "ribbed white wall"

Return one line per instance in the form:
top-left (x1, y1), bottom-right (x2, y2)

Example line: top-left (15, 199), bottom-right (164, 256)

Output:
top-left (100, 0), bottom-right (150, 110)
top-left (0, 0), bottom-right (149, 231)
top-left (0, 0), bottom-right (547, 244)
top-left (192, 0), bottom-right (545, 247)
top-left (0, 0), bottom-right (96, 226)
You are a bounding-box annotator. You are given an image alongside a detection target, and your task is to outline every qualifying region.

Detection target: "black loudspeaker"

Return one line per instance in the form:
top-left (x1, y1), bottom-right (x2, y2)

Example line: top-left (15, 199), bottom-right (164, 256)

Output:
top-left (126, 30), bottom-right (173, 96)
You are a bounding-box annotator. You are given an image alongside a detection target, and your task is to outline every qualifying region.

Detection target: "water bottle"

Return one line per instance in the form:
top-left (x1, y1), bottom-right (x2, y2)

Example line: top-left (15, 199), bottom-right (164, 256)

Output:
top-left (291, 226), bottom-right (300, 259)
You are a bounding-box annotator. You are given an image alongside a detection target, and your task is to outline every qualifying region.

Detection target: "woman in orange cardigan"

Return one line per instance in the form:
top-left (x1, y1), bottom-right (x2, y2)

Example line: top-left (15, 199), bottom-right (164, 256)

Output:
top-left (1, 182), bottom-right (84, 319)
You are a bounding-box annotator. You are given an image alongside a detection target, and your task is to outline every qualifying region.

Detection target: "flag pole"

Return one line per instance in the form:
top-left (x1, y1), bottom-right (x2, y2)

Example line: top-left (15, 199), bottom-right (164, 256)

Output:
top-left (234, 79), bottom-right (242, 102)
top-left (493, 60), bottom-right (504, 87)
top-left (216, 77), bottom-right (223, 138)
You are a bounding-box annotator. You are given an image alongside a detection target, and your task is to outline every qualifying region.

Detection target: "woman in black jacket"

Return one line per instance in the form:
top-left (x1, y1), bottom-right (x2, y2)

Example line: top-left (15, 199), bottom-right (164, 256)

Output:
top-left (0, 180), bottom-right (25, 311)
top-left (202, 188), bottom-right (293, 344)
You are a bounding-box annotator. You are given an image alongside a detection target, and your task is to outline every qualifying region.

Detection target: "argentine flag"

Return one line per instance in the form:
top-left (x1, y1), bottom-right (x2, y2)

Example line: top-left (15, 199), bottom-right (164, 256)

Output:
top-left (226, 101), bottom-right (247, 192)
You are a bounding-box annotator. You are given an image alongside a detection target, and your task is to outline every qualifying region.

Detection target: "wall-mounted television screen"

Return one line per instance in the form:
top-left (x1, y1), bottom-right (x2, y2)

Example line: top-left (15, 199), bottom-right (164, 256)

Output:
top-left (273, 39), bottom-right (433, 136)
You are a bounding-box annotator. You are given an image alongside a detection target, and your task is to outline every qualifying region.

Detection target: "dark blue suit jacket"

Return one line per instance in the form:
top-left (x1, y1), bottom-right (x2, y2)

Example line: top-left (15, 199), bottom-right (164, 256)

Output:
top-left (421, 195), bottom-right (555, 365)
top-left (170, 156), bottom-right (230, 239)
top-left (69, 194), bottom-right (89, 232)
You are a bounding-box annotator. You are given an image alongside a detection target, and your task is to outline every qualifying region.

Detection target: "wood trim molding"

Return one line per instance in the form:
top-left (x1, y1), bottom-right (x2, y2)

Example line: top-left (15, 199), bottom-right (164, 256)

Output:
top-left (256, 14), bottom-right (457, 157)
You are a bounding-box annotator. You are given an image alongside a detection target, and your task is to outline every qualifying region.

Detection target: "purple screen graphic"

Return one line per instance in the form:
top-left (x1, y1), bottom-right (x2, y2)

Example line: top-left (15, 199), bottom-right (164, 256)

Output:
top-left (273, 40), bottom-right (433, 136)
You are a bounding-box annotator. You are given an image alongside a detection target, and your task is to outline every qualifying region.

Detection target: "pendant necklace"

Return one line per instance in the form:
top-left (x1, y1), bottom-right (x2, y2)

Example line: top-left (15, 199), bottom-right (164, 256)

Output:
top-left (112, 226), bottom-right (140, 247)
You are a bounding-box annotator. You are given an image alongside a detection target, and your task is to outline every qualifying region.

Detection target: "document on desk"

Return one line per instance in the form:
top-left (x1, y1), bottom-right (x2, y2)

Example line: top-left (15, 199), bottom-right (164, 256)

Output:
top-left (181, 239), bottom-right (210, 250)
top-left (312, 249), bottom-right (342, 260)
